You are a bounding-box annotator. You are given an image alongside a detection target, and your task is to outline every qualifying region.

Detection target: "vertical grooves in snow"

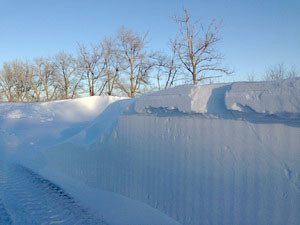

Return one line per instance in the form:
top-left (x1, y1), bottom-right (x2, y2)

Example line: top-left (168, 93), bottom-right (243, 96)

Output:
top-left (35, 113), bottom-right (300, 225)
top-left (207, 121), bottom-right (215, 224)
top-left (217, 141), bottom-right (225, 225)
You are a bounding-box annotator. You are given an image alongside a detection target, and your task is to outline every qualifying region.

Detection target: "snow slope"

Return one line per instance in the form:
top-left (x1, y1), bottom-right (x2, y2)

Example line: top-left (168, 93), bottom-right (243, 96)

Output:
top-left (0, 96), bottom-right (123, 151)
top-left (1, 78), bottom-right (300, 225)
top-left (0, 96), bottom-right (180, 225)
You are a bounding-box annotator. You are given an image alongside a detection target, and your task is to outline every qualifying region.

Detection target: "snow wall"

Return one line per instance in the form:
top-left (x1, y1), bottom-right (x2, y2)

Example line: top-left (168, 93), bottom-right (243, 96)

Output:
top-left (7, 79), bottom-right (300, 225)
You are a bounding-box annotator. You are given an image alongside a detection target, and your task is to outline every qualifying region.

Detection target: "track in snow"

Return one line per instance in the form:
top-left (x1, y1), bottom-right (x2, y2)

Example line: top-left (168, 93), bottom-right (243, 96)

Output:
top-left (0, 199), bottom-right (13, 225)
top-left (0, 161), bottom-right (107, 225)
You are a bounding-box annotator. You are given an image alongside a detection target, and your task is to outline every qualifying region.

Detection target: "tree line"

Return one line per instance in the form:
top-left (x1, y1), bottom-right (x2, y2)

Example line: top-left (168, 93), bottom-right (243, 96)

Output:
top-left (1, 9), bottom-right (297, 103)
top-left (0, 9), bottom-right (234, 102)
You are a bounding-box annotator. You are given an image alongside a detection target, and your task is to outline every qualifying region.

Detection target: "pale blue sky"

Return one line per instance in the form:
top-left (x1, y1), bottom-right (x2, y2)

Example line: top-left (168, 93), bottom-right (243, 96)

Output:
top-left (0, 0), bottom-right (299, 81)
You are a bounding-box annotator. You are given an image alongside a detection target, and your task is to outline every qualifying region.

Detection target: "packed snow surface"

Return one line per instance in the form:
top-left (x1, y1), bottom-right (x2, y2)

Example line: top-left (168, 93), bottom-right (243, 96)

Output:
top-left (135, 78), bottom-right (300, 117)
top-left (226, 79), bottom-right (300, 115)
top-left (1, 78), bottom-right (300, 225)
top-left (134, 83), bottom-right (228, 114)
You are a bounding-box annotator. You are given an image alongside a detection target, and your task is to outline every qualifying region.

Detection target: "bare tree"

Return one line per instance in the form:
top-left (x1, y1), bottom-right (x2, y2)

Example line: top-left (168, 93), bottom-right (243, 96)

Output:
top-left (0, 57), bottom-right (73, 102)
top-left (164, 40), bottom-right (182, 89)
top-left (117, 27), bottom-right (155, 97)
top-left (77, 44), bottom-right (103, 96)
top-left (0, 63), bottom-right (15, 102)
top-left (53, 52), bottom-right (82, 99)
top-left (154, 39), bottom-right (182, 90)
top-left (0, 61), bottom-right (33, 102)
top-left (174, 8), bottom-right (232, 84)
top-left (100, 38), bottom-right (122, 96)
top-left (287, 66), bottom-right (299, 79)
top-left (29, 60), bottom-right (44, 102)
top-left (33, 57), bottom-right (59, 101)
top-left (0, 88), bottom-right (4, 102)
top-left (246, 73), bottom-right (256, 82)
top-left (264, 63), bottom-right (299, 81)
top-left (153, 53), bottom-right (166, 90)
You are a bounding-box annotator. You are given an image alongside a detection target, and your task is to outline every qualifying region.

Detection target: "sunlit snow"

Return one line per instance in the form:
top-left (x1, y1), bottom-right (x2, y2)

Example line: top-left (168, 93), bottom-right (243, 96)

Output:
top-left (1, 78), bottom-right (300, 225)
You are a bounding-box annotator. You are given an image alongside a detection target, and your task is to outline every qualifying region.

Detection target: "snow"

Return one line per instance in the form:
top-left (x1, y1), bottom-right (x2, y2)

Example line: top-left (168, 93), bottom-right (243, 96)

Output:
top-left (134, 83), bottom-right (228, 114)
top-left (1, 79), bottom-right (300, 225)
top-left (1, 96), bottom-right (122, 123)
top-left (0, 96), bottom-right (123, 151)
top-left (135, 78), bottom-right (300, 118)
top-left (226, 78), bottom-right (300, 116)
top-left (0, 96), bottom-right (180, 225)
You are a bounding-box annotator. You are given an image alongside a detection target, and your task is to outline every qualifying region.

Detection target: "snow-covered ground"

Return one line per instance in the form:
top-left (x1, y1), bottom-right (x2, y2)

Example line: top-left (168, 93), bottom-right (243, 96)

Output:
top-left (0, 79), bottom-right (300, 225)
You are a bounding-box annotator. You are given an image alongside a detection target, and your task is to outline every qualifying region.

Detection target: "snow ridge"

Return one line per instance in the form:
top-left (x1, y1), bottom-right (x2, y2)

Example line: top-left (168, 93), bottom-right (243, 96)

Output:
top-left (134, 78), bottom-right (300, 120)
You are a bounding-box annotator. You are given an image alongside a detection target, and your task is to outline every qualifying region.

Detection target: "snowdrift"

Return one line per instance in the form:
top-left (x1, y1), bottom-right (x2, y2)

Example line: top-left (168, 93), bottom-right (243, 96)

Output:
top-left (0, 96), bottom-right (123, 151)
top-left (135, 78), bottom-right (300, 117)
top-left (1, 79), bottom-right (300, 225)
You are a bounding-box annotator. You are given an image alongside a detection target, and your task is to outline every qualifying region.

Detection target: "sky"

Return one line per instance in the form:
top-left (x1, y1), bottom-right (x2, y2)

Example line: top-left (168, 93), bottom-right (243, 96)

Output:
top-left (0, 0), bottom-right (299, 82)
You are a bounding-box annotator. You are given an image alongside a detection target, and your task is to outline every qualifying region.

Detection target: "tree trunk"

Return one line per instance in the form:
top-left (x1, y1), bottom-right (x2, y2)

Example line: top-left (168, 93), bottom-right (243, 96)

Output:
top-left (193, 73), bottom-right (198, 84)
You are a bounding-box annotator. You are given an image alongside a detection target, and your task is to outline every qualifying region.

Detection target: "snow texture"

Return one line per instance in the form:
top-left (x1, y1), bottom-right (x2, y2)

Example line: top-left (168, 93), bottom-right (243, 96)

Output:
top-left (0, 160), bottom-right (106, 225)
top-left (1, 79), bottom-right (300, 225)
top-left (135, 78), bottom-right (300, 118)
top-left (134, 83), bottom-right (228, 114)
top-left (226, 78), bottom-right (300, 116)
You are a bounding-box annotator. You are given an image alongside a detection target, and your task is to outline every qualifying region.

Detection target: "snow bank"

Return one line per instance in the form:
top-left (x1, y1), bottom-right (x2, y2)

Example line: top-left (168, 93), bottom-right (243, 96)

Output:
top-left (1, 79), bottom-right (300, 225)
top-left (40, 112), bottom-right (300, 225)
top-left (134, 78), bottom-right (300, 118)
top-left (69, 98), bottom-right (134, 146)
top-left (0, 96), bottom-right (123, 151)
top-left (134, 83), bottom-right (228, 114)
top-left (0, 96), bottom-right (122, 123)
top-left (226, 78), bottom-right (300, 116)
top-left (0, 96), bottom-right (180, 225)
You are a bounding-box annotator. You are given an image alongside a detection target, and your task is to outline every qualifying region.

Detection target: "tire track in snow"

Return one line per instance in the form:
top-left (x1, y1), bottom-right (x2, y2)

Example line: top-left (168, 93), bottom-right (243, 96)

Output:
top-left (0, 162), bottom-right (14, 225)
top-left (0, 163), bottom-right (107, 225)
top-left (0, 197), bottom-right (13, 225)
top-left (0, 191), bottom-right (14, 225)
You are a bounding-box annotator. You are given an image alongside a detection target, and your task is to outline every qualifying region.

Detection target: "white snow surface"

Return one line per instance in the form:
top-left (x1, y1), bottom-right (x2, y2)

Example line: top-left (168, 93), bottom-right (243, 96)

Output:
top-left (1, 79), bottom-right (300, 225)
top-left (1, 96), bottom-right (118, 122)
top-left (134, 83), bottom-right (228, 114)
top-left (0, 96), bottom-right (123, 151)
top-left (135, 78), bottom-right (300, 117)
top-left (226, 78), bottom-right (300, 115)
